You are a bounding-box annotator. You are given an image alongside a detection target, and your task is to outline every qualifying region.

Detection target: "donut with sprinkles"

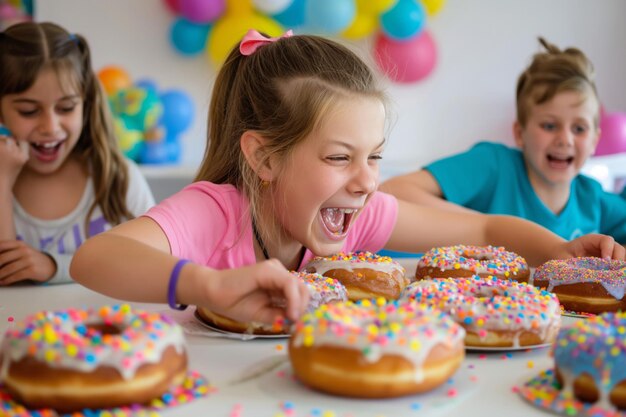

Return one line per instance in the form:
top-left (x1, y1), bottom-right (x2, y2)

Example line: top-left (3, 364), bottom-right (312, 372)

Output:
top-left (289, 299), bottom-right (465, 398)
top-left (302, 251), bottom-right (408, 300)
top-left (0, 305), bottom-right (187, 412)
top-left (415, 245), bottom-right (529, 281)
top-left (553, 312), bottom-right (626, 410)
top-left (400, 276), bottom-right (561, 348)
top-left (196, 271), bottom-right (348, 335)
top-left (532, 257), bottom-right (626, 314)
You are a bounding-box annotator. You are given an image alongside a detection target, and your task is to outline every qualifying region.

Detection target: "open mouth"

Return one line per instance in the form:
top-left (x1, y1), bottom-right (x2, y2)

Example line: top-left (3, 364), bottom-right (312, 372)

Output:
top-left (30, 139), bottom-right (65, 161)
top-left (320, 208), bottom-right (357, 239)
top-left (547, 154), bottom-right (574, 169)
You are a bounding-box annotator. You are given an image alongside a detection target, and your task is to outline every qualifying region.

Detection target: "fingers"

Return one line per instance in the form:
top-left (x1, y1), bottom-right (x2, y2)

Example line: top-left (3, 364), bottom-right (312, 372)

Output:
top-left (257, 259), bottom-right (309, 321)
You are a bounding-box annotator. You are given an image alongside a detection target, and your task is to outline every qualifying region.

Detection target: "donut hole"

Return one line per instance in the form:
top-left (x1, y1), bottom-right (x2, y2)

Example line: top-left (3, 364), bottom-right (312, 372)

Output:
top-left (462, 251), bottom-right (494, 262)
top-left (83, 323), bottom-right (124, 336)
top-left (573, 373), bottom-right (600, 404)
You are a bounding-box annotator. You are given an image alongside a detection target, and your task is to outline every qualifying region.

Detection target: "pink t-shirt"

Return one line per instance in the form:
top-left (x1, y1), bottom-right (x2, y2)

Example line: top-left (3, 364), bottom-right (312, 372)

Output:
top-left (145, 182), bottom-right (398, 270)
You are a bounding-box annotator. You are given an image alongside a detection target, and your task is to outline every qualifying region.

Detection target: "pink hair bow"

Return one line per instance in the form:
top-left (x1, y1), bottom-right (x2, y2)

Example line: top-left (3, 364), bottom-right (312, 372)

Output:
top-left (240, 29), bottom-right (293, 56)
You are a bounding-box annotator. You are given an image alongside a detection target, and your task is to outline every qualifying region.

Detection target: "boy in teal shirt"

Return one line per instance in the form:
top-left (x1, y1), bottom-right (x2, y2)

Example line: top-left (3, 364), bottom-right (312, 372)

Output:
top-left (381, 38), bottom-right (626, 243)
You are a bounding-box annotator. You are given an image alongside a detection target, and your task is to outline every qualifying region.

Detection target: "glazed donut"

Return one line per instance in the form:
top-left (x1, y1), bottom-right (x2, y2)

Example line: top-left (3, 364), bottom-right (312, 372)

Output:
top-left (415, 245), bottom-right (529, 281)
top-left (400, 276), bottom-right (561, 348)
top-left (289, 299), bottom-right (465, 398)
top-left (196, 271), bottom-right (348, 335)
top-left (0, 305), bottom-right (187, 412)
top-left (303, 251), bottom-right (408, 300)
top-left (532, 257), bottom-right (626, 314)
top-left (554, 312), bottom-right (626, 410)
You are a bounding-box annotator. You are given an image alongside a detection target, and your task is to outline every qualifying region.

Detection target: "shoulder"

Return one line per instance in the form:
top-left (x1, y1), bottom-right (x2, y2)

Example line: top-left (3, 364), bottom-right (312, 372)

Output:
top-left (155, 182), bottom-right (243, 216)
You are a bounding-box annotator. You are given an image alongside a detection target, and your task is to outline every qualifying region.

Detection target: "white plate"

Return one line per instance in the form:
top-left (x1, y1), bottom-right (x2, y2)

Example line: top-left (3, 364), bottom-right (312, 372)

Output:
top-left (193, 310), bottom-right (290, 340)
top-left (465, 342), bottom-right (552, 352)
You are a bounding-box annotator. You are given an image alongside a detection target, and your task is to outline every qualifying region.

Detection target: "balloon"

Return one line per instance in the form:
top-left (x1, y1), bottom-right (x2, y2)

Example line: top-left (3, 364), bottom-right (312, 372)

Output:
top-left (374, 29), bottom-right (437, 83)
top-left (272, 0), bottom-right (305, 28)
top-left (305, 0), bottom-right (356, 34)
top-left (226, 0), bottom-right (253, 15)
top-left (140, 141), bottom-right (170, 165)
top-left (342, 13), bottom-right (377, 39)
top-left (170, 17), bottom-right (211, 56)
top-left (595, 112), bottom-right (626, 156)
top-left (358, 0), bottom-right (397, 15)
top-left (207, 14), bottom-right (283, 65)
top-left (160, 89), bottom-right (195, 136)
top-left (162, 0), bottom-right (181, 14)
top-left (380, 0), bottom-right (426, 40)
top-left (420, 0), bottom-right (446, 16)
top-left (134, 78), bottom-right (159, 93)
top-left (253, 0), bottom-right (293, 14)
top-left (179, 0), bottom-right (225, 23)
top-left (97, 66), bottom-right (132, 96)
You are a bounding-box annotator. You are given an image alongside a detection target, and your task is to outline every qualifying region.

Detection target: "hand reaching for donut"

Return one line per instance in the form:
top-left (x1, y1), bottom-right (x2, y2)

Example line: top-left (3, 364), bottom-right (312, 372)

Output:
top-left (201, 259), bottom-right (310, 325)
top-left (0, 240), bottom-right (57, 285)
top-left (555, 234), bottom-right (625, 261)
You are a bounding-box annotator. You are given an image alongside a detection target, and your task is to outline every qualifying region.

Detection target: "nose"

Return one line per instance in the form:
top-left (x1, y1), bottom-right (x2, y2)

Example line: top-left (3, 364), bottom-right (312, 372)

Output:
top-left (348, 161), bottom-right (378, 196)
top-left (555, 127), bottom-right (574, 147)
top-left (38, 110), bottom-right (62, 137)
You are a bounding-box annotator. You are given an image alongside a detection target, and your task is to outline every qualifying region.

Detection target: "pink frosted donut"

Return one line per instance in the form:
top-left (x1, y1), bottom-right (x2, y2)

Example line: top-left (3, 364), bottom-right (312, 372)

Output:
top-left (415, 245), bottom-right (529, 281)
top-left (400, 276), bottom-right (561, 348)
top-left (532, 256), bottom-right (626, 314)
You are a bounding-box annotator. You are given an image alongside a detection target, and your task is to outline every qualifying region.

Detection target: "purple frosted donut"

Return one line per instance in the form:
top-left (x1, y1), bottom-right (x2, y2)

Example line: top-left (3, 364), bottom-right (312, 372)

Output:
top-left (532, 257), bottom-right (626, 314)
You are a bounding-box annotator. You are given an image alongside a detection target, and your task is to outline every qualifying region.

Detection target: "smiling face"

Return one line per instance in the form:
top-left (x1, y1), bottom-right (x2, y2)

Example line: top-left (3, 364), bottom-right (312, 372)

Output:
top-left (0, 66), bottom-right (84, 175)
top-left (269, 95), bottom-right (386, 256)
top-left (514, 90), bottom-right (599, 193)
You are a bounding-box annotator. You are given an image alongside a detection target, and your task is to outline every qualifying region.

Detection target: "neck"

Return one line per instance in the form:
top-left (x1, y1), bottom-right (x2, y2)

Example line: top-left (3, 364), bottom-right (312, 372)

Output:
top-left (251, 211), bottom-right (306, 270)
top-left (527, 175), bottom-right (570, 215)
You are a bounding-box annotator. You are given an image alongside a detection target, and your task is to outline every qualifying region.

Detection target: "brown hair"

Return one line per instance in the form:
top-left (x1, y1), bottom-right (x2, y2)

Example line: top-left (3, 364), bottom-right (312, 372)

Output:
top-left (516, 37), bottom-right (599, 128)
top-left (196, 33), bottom-right (385, 239)
top-left (0, 22), bottom-right (133, 233)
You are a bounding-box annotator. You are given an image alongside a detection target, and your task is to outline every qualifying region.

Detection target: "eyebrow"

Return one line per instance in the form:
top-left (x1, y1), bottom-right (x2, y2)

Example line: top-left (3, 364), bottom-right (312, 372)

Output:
top-left (328, 138), bottom-right (387, 150)
top-left (12, 95), bottom-right (81, 104)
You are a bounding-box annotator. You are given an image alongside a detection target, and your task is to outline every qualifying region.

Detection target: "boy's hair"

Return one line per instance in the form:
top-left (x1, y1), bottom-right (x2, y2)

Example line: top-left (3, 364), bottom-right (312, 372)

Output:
top-left (196, 33), bottom-right (385, 236)
top-left (0, 22), bottom-right (133, 233)
top-left (516, 37), bottom-right (599, 128)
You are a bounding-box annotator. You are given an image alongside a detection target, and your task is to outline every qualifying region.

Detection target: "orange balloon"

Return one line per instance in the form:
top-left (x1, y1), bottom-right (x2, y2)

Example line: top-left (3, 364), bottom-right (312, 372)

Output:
top-left (97, 66), bottom-right (132, 96)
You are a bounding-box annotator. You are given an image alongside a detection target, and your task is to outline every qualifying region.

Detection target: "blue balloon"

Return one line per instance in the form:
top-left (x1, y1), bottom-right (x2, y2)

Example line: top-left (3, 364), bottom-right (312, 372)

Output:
top-left (381, 0), bottom-right (426, 40)
top-left (134, 78), bottom-right (159, 93)
top-left (160, 89), bottom-right (194, 136)
top-left (140, 141), bottom-right (170, 165)
top-left (306, 0), bottom-right (356, 34)
top-left (272, 0), bottom-right (305, 28)
top-left (170, 17), bottom-right (211, 56)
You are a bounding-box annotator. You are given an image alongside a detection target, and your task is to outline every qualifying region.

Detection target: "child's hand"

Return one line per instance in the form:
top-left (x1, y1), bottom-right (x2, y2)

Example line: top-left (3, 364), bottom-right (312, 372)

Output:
top-left (203, 259), bottom-right (310, 325)
top-left (0, 240), bottom-right (57, 285)
top-left (0, 135), bottom-right (29, 189)
top-left (557, 234), bottom-right (625, 261)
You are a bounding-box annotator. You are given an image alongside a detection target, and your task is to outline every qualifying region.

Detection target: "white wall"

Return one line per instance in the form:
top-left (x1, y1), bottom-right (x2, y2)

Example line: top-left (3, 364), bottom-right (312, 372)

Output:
top-left (38, 0), bottom-right (626, 185)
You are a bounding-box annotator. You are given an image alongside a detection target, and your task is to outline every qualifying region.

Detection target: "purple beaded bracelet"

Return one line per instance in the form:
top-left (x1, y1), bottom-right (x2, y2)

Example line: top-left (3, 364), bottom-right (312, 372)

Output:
top-left (168, 259), bottom-right (191, 310)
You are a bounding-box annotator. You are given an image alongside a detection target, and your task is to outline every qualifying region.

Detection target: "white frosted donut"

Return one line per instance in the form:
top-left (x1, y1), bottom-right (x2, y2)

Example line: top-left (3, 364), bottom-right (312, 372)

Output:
top-left (400, 276), bottom-right (561, 348)
top-left (0, 305), bottom-right (187, 412)
top-left (289, 299), bottom-right (465, 398)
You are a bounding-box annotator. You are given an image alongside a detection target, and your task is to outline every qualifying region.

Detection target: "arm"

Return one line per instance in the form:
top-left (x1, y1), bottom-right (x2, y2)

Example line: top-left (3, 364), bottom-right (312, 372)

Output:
top-left (380, 169), bottom-right (475, 213)
top-left (386, 199), bottom-right (625, 266)
top-left (70, 217), bottom-right (309, 324)
top-left (0, 135), bottom-right (29, 239)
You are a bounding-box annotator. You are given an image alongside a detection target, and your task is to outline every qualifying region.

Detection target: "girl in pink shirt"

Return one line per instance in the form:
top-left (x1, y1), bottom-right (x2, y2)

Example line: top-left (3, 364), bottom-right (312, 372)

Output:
top-left (72, 30), bottom-right (624, 327)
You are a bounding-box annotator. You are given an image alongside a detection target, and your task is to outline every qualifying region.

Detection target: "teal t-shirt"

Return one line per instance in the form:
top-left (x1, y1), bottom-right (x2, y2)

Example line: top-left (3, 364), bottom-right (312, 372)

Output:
top-left (426, 141), bottom-right (626, 243)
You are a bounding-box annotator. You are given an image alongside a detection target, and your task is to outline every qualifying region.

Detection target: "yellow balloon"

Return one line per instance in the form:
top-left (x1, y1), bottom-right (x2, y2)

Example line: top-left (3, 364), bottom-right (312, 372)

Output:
top-left (208, 14), bottom-right (284, 66)
top-left (226, 0), bottom-right (253, 15)
top-left (342, 14), bottom-right (378, 40)
top-left (357, 0), bottom-right (397, 15)
top-left (420, 0), bottom-right (446, 16)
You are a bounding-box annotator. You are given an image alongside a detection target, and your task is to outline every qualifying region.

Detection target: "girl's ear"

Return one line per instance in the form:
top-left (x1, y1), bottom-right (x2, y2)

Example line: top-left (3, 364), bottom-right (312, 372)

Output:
top-left (240, 131), bottom-right (274, 182)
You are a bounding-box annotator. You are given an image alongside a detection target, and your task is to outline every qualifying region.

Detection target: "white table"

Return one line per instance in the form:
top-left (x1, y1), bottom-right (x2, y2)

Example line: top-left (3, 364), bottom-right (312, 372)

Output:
top-left (0, 259), bottom-right (574, 417)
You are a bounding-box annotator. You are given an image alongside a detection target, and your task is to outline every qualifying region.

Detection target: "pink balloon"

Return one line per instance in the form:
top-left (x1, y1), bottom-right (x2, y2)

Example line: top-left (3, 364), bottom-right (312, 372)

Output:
top-left (163, 0), bottom-right (181, 14)
top-left (179, 0), bottom-right (225, 23)
top-left (374, 29), bottom-right (437, 83)
top-left (596, 112), bottom-right (626, 156)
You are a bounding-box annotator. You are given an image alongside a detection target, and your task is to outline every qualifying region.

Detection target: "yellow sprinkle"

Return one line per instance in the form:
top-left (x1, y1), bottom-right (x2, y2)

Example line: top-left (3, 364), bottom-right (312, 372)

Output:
top-left (527, 360), bottom-right (534, 369)
top-left (376, 297), bottom-right (385, 306)
top-left (303, 335), bottom-right (314, 347)
top-left (410, 340), bottom-right (421, 351)
top-left (66, 344), bottom-right (78, 357)
top-left (44, 349), bottom-right (56, 363)
top-left (454, 263), bottom-right (461, 269)
top-left (120, 304), bottom-right (131, 313)
top-left (611, 346), bottom-right (620, 356)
